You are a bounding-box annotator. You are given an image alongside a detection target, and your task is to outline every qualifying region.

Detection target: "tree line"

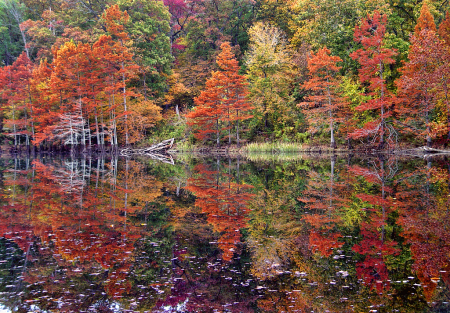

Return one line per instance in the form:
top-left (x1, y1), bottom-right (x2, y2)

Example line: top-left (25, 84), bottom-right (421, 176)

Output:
top-left (1, 0), bottom-right (450, 150)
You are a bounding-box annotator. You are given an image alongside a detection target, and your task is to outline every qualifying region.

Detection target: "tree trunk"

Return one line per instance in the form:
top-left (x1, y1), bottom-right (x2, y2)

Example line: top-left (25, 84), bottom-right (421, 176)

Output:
top-left (13, 108), bottom-right (17, 147)
top-left (216, 118), bottom-right (220, 148)
top-left (95, 109), bottom-right (100, 150)
top-left (326, 84), bottom-right (336, 149)
top-left (379, 61), bottom-right (385, 148)
top-left (122, 61), bottom-right (129, 146)
top-left (236, 117), bottom-right (240, 148)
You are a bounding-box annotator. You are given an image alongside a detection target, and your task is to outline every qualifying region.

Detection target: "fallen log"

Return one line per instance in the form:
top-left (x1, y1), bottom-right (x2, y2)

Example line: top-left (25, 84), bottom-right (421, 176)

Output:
top-left (420, 146), bottom-right (450, 153)
top-left (141, 152), bottom-right (174, 164)
top-left (120, 138), bottom-right (174, 157)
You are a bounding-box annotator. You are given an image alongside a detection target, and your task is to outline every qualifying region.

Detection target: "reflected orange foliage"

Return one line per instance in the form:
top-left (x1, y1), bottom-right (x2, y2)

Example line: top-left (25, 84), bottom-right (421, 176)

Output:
top-left (185, 162), bottom-right (253, 262)
top-left (0, 157), bottom-right (160, 303)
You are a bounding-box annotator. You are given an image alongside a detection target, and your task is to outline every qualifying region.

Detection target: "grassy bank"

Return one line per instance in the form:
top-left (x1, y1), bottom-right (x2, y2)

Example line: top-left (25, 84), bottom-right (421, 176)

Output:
top-left (243, 142), bottom-right (304, 153)
top-left (242, 142), bottom-right (352, 154)
top-left (168, 141), bottom-right (354, 161)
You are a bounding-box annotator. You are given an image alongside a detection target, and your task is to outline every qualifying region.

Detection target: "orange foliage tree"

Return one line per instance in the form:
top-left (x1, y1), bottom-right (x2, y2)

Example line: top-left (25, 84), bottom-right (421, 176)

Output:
top-left (2, 5), bottom-right (158, 149)
top-left (100, 4), bottom-right (139, 146)
top-left (0, 52), bottom-right (34, 147)
top-left (300, 47), bottom-right (345, 148)
top-left (396, 2), bottom-right (450, 146)
top-left (187, 42), bottom-right (252, 146)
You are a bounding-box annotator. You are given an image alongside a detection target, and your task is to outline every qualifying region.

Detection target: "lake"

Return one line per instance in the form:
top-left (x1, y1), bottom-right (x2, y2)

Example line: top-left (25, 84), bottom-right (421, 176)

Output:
top-left (0, 153), bottom-right (448, 312)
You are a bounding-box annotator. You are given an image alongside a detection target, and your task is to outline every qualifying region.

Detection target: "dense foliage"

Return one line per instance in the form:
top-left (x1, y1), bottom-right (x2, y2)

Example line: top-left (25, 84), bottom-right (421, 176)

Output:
top-left (1, 0), bottom-right (450, 149)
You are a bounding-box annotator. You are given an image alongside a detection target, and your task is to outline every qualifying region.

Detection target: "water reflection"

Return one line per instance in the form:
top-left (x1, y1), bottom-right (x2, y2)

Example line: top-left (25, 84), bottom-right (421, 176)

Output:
top-left (185, 159), bottom-right (253, 262)
top-left (0, 154), bottom-right (448, 312)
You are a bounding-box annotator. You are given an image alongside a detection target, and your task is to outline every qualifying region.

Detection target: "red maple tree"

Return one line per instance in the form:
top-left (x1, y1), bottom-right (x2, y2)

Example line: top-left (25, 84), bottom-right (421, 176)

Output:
top-left (350, 11), bottom-right (398, 148)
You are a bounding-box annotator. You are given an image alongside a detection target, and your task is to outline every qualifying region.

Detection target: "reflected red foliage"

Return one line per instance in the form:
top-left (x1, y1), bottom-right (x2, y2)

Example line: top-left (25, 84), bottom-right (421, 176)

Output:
top-left (185, 162), bottom-right (253, 262)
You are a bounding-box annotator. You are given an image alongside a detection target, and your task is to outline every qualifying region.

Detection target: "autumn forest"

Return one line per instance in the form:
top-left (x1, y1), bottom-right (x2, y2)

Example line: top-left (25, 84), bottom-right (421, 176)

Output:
top-left (1, 0), bottom-right (450, 150)
top-left (2, 0), bottom-right (450, 312)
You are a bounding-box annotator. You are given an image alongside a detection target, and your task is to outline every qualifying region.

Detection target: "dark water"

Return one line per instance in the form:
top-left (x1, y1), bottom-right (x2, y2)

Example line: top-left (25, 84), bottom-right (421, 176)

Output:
top-left (0, 154), bottom-right (448, 312)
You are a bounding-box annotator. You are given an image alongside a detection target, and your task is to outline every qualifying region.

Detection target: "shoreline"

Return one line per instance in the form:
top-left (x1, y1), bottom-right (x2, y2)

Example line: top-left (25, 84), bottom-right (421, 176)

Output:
top-left (2, 143), bottom-right (450, 160)
top-left (169, 143), bottom-right (450, 156)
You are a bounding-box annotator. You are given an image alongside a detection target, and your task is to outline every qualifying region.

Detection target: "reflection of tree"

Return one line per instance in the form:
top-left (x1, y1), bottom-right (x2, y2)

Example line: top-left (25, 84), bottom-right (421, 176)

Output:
top-left (248, 155), bottom-right (450, 312)
top-left (248, 187), bottom-right (299, 280)
top-left (299, 156), bottom-right (350, 257)
top-left (251, 156), bottom-right (427, 313)
top-left (0, 156), bottom-right (262, 311)
top-left (24, 159), bottom-right (141, 307)
top-left (185, 159), bottom-right (253, 262)
top-left (151, 158), bottom-right (259, 311)
top-left (0, 156), bottom-right (167, 311)
top-left (395, 158), bottom-right (450, 302)
top-left (352, 217), bottom-right (399, 294)
top-left (245, 160), bottom-right (307, 281)
top-left (349, 157), bottom-right (400, 294)
top-left (250, 157), bottom-right (355, 312)
top-left (1, 155), bottom-right (450, 311)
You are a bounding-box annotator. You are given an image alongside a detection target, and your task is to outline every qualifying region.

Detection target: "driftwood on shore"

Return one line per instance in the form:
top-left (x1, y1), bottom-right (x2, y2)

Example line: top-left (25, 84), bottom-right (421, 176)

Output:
top-left (119, 138), bottom-right (175, 164)
top-left (393, 146), bottom-right (450, 158)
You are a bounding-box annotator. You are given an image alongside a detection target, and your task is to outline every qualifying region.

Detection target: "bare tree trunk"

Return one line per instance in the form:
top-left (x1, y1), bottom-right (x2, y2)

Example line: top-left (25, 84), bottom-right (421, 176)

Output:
top-left (100, 108), bottom-right (105, 150)
top-left (326, 83), bottom-right (336, 149)
top-left (23, 99), bottom-right (29, 147)
top-left (94, 108), bottom-right (100, 149)
top-left (28, 84), bottom-right (35, 146)
top-left (236, 117), bottom-right (240, 148)
top-left (86, 115), bottom-right (91, 149)
top-left (79, 98), bottom-right (86, 150)
top-left (216, 118), bottom-right (220, 148)
top-left (122, 61), bottom-right (129, 146)
top-left (379, 61), bottom-right (385, 148)
top-left (426, 94), bottom-right (432, 147)
top-left (5, 0), bottom-right (30, 58)
top-left (114, 111), bottom-right (118, 147)
top-left (12, 108), bottom-right (17, 147)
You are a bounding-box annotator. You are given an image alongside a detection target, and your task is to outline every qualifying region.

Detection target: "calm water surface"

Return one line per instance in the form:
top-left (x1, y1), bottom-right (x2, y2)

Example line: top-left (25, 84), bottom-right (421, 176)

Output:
top-left (0, 154), bottom-right (448, 312)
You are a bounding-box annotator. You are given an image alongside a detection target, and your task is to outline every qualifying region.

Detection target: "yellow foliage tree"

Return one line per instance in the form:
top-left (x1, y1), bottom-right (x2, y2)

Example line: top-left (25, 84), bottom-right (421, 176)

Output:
top-left (245, 22), bottom-right (298, 138)
top-left (125, 99), bottom-right (163, 144)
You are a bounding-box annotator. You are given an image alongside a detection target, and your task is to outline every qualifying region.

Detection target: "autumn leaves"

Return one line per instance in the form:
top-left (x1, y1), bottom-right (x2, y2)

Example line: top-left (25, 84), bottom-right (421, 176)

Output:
top-left (299, 5), bottom-right (450, 149)
top-left (3, 0), bottom-right (450, 150)
top-left (0, 5), bottom-right (162, 150)
top-left (186, 22), bottom-right (296, 147)
top-left (186, 42), bottom-right (253, 147)
top-left (187, 2), bottom-right (450, 149)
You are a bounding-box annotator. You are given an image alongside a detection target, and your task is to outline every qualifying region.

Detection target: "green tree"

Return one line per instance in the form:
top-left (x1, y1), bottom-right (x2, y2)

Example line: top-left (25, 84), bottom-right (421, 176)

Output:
top-left (118, 0), bottom-right (173, 97)
top-left (0, 0), bottom-right (28, 65)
